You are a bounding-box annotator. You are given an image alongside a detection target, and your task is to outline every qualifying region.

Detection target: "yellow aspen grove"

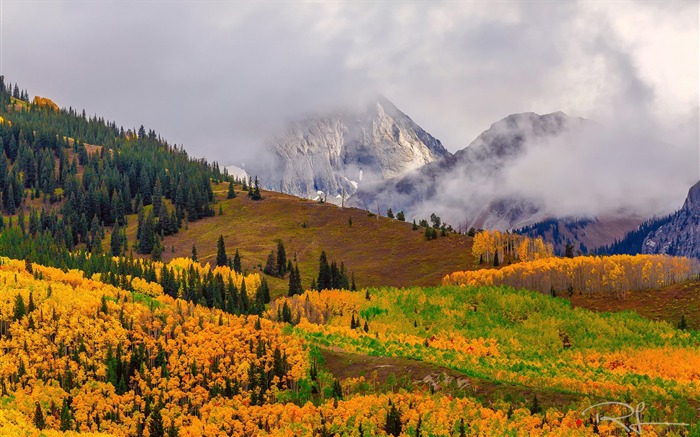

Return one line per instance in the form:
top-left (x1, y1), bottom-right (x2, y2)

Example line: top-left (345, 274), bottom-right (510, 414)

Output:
top-left (472, 230), bottom-right (554, 264)
top-left (31, 96), bottom-right (59, 112)
top-left (444, 254), bottom-right (700, 296)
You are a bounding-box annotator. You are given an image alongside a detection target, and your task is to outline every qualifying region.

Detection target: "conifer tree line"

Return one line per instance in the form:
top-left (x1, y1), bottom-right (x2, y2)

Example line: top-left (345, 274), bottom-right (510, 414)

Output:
top-left (0, 76), bottom-right (279, 315)
top-left (0, 76), bottom-right (223, 256)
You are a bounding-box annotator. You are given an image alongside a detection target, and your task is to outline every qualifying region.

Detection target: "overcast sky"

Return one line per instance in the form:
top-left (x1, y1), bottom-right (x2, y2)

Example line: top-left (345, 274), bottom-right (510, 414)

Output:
top-left (1, 1), bottom-right (698, 183)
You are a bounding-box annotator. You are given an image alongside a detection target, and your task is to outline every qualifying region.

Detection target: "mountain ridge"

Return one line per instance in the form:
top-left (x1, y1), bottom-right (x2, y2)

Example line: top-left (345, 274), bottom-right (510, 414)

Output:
top-left (350, 110), bottom-right (583, 229)
top-left (253, 96), bottom-right (451, 202)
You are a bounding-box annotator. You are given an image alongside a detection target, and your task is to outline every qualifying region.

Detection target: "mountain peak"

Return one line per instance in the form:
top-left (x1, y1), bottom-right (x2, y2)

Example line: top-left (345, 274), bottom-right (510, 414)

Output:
top-left (253, 97), bottom-right (450, 201)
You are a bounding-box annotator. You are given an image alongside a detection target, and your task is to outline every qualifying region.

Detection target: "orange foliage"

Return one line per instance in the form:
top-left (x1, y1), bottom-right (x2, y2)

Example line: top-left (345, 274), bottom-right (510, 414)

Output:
top-left (32, 96), bottom-right (59, 112)
top-left (472, 230), bottom-right (553, 264)
top-left (444, 254), bottom-right (699, 297)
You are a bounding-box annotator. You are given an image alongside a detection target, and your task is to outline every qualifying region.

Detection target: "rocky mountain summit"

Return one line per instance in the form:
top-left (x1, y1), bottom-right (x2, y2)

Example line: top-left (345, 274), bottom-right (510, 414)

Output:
top-left (255, 96), bottom-right (450, 202)
top-left (351, 111), bottom-right (582, 229)
top-left (642, 180), bottom-right (700, 258)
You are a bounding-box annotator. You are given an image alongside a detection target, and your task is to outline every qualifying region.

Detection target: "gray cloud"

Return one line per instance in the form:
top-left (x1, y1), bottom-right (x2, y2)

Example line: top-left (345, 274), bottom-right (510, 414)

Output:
top-left (1, 0), bottom-right (697, 218)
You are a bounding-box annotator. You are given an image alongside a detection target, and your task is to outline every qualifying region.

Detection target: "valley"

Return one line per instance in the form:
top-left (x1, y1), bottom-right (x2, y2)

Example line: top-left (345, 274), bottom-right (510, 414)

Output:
top-left (0, 77), bottom-right (697, 436)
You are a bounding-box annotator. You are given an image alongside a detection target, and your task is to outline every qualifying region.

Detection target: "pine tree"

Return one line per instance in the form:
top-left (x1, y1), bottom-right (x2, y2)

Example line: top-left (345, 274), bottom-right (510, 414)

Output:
top-left (281, 301), bottom-right (292, 323)
top-left (149, 407), bottom-right (164, 437)
top-left (111, 222), bottom-right (122, 256)
top-left (332, 379), bottom-right (343, 399)
top-left (276, 241), bottom-right (287, 276)
top-left (412, 220), bottom-right (418, 230)
top-left (251, 176), bottom-right (262, 200)
top-left (529, 394), bottom-right (541, 414)
top-left (384, 401), bottom-right (402, 436)
top-left (138, 211), bottom-right (155, 254)
top-left (227, 180), bottom-right (236, 199)
top-left (288, 268), bottom-right (298, 297)
top-left (33, 402), bottom-right (45, 430)
top-left (59, 398), bottom-right (72, 431)
top-left (216, 235), bottom-right (227, 267)
top-left (317, 251), bottom-right (331, 290)
top-left (233, 249), bottom-right (242, 273)
top-left (13, 294), bottom-right (26, 320)
top-left (264, 251), bottom-right (278, 276)
top-left (191, 244), bottom-right (198, 261)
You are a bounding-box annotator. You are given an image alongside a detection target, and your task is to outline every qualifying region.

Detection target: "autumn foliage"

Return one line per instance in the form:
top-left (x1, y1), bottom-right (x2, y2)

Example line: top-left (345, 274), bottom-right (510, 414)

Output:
top-left (444, 254), bottom-right (700, 298)
top-left (0, 257), bottom-right (304, 435)
top-left (32, 96), bottom-right (59, 112)
top-left (472, 230), bottom-right (554, 264)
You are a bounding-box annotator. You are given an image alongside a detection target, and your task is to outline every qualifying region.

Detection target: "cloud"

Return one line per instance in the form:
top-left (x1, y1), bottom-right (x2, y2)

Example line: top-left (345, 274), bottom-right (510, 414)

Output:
top-left (2, 0), bottom-right (697, 222)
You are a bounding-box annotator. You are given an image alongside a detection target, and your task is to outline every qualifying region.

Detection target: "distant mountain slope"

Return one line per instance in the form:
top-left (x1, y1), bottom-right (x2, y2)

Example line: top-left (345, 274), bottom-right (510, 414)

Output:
top-left (595, 215), bottom-right (674, 255)
top-left (351, 111), bottom-right (582, 229)
top-left (518, 216), bottom-right (645, 256)
top-left (642, 180), bottom-right (700, 258)
top-left (254, 96), bottom-right (450, 202)
top-left (144, 182), bottom-right (476, 296)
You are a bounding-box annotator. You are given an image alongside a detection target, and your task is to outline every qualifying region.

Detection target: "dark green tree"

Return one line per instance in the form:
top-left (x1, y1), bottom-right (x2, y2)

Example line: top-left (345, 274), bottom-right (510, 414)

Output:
top-left (384, 400), bottom-right (402, 436)
top-left (233, 249), bottom-right (241, 273)
top-left (276, 241), bottom-right (287, 276)
top-left (138, 211), bottom-right (155, 254)
top-left (216, 235), bottom-right (227, 267)
top-left (110, 222), bottom-right (123, 256)
top-left (251, 176), bottom-right (262, 200)
top-left (33, 402), bottom-right (45, 430)
top-left (317, 251), bottom-right (331, 291)
top-left (13, 293), bottom-right (26, 320)
top-left (227, 180), bottom-right (236, 199)
top-left (149, 407), bottom-right (164, 437)
top-left (264, 251), bottom-right (278, 276)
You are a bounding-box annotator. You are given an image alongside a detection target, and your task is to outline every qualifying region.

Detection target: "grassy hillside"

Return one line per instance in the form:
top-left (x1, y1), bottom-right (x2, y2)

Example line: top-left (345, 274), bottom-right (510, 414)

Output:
top-left (568, 279), bottom-right (700, 330)
top-left (126, 182), bottom-right (477, 297)
top-left (275, 286), bottom-right (700, 427)
top-left (3, 256), bottom-right (698, 435)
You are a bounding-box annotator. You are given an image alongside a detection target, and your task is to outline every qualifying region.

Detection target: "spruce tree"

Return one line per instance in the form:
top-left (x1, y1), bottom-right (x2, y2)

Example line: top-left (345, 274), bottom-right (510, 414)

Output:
top-left (33, 402), bottom-right (45, 430)
top-left (233, 249), bottom-right (241, 273)
top-left (216, 235), bottom-right (227, 267)
top-left (111, 222), bottom-right (122, 256)
top-left (251, 176), bottom-right (262, 200)
top-left (276, 241), bottom-right (287, 276)
top-left (227, 180), bottom-right (236, 199)
top-left (13, 294), bottom-right (26, 320)
top-left (59, 398), bottom-right (72, 431)
top-left (317, 251), bottom-right (331, 291)
top-left (149, 407), bottom-right (164, 437)
top-left (384, 401), bottom-right (402, 436)
top-left (264, 251), bottom-right (278, 276)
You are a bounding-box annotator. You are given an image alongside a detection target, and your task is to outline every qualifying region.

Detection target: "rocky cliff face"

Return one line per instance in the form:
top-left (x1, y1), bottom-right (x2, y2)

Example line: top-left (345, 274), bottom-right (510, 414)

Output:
top-left (351, 111), bottom-right (582, 229)
top-left (256, 96), bottom-right (450, 201)
top-left (642, 180), bottom-right (700, 258)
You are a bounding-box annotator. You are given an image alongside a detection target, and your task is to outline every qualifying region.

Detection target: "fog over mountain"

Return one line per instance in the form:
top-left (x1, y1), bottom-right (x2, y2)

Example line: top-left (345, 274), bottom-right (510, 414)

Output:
top-left (250, 96), bottom-right (449, 201)
top-left (3, 1), bottom-right (697, 224)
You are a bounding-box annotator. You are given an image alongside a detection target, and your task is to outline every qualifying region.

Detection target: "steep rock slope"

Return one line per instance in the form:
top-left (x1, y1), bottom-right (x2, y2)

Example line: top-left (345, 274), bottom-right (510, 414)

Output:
top-left (351, 111), bottom-right (581, 229)
top-left (642, 180), bottom-right (700, 258)
top-left (257, 96), bottom-right (450, 201)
